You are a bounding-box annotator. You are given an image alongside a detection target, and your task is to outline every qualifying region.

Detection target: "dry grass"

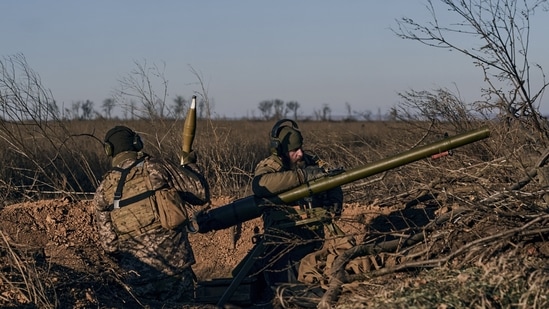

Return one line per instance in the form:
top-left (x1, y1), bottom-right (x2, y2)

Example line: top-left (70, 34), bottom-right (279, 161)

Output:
top-left (0, 118), bottom-right (505, 202)
top-left (2, 118), bottom-right (549, 308)
top-left (0, 230), bottom-right (53, 308)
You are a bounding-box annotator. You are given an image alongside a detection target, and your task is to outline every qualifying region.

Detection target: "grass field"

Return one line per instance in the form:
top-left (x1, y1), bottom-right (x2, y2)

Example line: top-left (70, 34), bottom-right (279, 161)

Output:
top-left (0, 118), bottom-right (498, 203)
top-left (2, 117), bottom-right (549, 308)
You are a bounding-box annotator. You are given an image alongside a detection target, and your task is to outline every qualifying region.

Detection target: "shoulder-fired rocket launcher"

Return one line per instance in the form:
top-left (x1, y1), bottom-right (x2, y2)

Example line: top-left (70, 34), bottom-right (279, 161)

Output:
top-left (194, 126), bottom-right (491, 233)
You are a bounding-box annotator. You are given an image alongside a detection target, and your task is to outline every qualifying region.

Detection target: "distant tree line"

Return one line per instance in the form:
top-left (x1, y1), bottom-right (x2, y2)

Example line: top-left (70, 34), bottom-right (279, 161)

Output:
top-left (256, 99), bottom-right (381, 121)
top-left (35, 95), bottom-right (213, 121)
top-left (257, 99), bottom-right (300, 120)
top-left (1, 55), bottom-right (382, 122)
top-left (33, 96), bottom-right (381, 122)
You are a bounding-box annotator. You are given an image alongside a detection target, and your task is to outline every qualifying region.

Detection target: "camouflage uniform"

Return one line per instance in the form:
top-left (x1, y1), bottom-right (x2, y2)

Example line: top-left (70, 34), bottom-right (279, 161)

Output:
top-left (252, 152), bottom-right (343, 287)
top-left (94, 150), bottom-right (209, 303)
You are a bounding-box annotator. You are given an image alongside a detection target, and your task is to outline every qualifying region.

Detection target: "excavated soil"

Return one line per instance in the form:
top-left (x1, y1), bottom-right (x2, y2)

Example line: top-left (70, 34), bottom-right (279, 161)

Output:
top-left (1, 194), bottom-right (548, 308)
top-left (0, 197), bottom-right (383, 308)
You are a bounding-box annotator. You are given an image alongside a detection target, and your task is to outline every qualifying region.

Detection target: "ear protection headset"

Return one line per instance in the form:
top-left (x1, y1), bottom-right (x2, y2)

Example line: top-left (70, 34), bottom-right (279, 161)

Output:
top-left (269, 119), bottom-right (299, 155)
top-left (104, 126), bottom-right (144, 156)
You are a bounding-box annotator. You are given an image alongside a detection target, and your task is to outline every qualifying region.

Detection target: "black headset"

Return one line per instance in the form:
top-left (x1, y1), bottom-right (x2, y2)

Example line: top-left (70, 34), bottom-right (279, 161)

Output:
top-left (104, 126), bottom-right (144, 156)
top-left (269, 119), bottom-right (299, 155)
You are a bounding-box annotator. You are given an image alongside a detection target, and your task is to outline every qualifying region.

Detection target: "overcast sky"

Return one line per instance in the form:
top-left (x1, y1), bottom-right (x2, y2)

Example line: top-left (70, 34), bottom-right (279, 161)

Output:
top-left (2, 1), bottom-right (548, 118)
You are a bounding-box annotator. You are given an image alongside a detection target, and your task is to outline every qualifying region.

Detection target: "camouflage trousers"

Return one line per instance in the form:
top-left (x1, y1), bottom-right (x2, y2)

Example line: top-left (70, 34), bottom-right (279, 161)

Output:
top-left (126, 266), bottom-right (195, 303)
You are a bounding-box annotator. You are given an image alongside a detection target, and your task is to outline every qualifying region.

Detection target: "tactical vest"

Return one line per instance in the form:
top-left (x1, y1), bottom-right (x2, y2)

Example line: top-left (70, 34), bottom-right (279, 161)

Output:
top-left (104, 156), bottom-right (188, 239)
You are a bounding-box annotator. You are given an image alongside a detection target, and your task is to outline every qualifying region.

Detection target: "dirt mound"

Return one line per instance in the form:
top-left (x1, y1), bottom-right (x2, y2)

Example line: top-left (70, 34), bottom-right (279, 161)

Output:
top-left (0, 197), bottom-right (259, 308)
top-left (1, 194), bottom-right (549, 308)
top-left (0, 196), bottom-right (373, 308)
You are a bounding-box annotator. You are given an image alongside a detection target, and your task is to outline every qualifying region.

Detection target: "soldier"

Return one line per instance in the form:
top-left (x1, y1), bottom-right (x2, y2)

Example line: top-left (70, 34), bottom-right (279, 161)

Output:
top-left (93, 126), bottom-right (210, 305)
top-left (251, 119), bottom-right (343, 303)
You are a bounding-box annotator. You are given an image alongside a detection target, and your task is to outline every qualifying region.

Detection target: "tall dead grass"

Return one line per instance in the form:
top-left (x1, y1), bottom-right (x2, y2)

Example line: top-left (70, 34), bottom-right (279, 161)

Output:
top-left (0, 230), bottom-right (54, 308)
top-left (2, 122), bottom-right (549, 308)
top-left (0, 118), bottom-right (501, 204)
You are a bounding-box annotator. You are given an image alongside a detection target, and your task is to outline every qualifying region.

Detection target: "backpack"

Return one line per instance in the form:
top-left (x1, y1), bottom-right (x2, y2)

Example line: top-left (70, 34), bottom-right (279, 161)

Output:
top-left (103, 156), bottom-right (189, 239)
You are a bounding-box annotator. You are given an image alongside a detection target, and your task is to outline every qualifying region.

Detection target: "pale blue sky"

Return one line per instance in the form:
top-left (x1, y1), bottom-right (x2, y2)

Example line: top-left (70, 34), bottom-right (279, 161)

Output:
top-left (2, 1), bottom-right (548, 118)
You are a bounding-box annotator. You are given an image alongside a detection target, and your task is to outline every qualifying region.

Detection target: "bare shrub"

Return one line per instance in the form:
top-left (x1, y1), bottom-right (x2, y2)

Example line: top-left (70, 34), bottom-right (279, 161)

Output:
top-left (394, 0), bottom-right (549, 138)
top-left (0, 54), bottom-right (103, 202)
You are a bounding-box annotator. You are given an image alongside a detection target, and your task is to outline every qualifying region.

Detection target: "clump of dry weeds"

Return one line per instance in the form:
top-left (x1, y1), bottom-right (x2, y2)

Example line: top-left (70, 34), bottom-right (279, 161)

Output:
top-left (0, 231), bottom-right (53, 308)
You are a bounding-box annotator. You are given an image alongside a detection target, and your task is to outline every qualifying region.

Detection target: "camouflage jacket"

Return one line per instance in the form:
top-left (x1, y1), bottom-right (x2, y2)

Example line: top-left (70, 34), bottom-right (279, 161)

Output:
top-left (94, 151), bottom-right (210, 277)
top-left (252, 153), bottom-right (343, 228)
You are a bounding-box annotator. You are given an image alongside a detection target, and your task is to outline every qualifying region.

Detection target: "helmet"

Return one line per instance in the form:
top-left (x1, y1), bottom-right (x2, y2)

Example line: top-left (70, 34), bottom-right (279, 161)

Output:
top-left (269, 119), bottom-right (303, 155)
top-left (103, 126), bottom-right (144, 157)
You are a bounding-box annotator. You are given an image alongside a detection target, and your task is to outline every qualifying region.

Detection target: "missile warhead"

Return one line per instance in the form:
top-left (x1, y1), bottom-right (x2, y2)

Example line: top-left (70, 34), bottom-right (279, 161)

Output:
top-left (181, 95), bottom-right (197, 165)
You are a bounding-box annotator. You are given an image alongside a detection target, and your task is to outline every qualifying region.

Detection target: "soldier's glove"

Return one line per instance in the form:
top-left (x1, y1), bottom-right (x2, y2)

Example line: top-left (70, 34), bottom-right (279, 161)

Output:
top-left (181, 150), bottom-right (197, 165)
top-left (299, 166), bottom-right (327, 183)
